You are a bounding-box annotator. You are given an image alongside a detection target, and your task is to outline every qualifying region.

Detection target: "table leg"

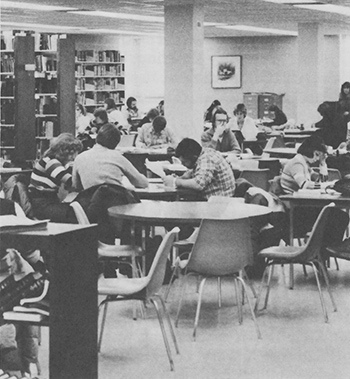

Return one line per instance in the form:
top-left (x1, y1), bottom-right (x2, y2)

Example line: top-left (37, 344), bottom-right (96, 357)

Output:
top-left (289, 204), bottom-right (294, 289)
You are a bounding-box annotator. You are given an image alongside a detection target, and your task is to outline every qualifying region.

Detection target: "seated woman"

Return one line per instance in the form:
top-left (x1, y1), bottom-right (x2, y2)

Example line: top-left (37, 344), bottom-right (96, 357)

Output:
top-left (104, 98), bottom-right (127, 133)
top-left (230, 103), bottom-right (258, 140)
top-left (28, 133), bottom-right (82, 223)
top-left (122, 96), bottom-right (143, 131)
top-left (135, 115), bottom-right (178, 150)
top-left (339, 81), bottom-right (350, 122)
top-left (262, 105), bottom-right (288, 131)
top-left (201, 107), bottom-right (241, 154)
top-left (75, 103), bottom-right (92, 136)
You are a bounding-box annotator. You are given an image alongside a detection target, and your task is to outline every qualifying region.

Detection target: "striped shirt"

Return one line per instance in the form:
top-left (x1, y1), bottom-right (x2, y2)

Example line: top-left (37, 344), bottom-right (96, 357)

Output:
top-left (30, 157), bottom-right (72, 193)
top-left (193, 148), bottom-right (236, 199)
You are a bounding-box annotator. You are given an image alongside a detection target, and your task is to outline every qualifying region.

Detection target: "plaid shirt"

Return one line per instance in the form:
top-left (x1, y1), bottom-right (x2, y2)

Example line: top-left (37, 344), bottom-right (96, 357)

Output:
top-left (192, 148), bottom-right (236, 199)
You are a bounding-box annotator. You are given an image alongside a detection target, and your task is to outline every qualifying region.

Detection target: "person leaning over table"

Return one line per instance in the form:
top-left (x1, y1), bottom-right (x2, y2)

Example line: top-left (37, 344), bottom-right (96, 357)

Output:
top-left (135, 107), bottom-right (159, 132)
top-left (201, 107), bottom-right (241, 154)
top-left (28, 133), bottom-right (83, 223)
top-left (135, 115), bottom-right (178, 150)
top-left (262, 105), bottom-right (287, 131)
top-left (163, 138), bottom-right (236, 200)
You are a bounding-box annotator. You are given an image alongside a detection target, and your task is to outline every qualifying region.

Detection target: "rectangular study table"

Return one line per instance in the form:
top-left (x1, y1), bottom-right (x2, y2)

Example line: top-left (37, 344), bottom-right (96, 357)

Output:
top-left (1, 223), bottom-right (99, 379)
top-left (263, 147), bottom-right (297, 158)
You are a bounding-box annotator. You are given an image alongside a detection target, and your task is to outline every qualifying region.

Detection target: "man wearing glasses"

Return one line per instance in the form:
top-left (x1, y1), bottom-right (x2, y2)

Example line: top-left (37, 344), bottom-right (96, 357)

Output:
top-left (201, 107), bottom-right (241, 154)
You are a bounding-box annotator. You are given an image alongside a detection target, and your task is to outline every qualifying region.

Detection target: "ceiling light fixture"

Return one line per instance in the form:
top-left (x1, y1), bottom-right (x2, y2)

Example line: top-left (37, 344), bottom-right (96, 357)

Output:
top-left (1, 1), bottom-right (78, 11)
top-left (294, 4), bottom-right (350, 16)
top-left (217, 25), bottom-right (298, 36)
top-left (1, 21), bottom-right (85, 31)
top-left (84, 28), bottom-right (160, 36)
top-left (68, 10), bottom-right (164, 23)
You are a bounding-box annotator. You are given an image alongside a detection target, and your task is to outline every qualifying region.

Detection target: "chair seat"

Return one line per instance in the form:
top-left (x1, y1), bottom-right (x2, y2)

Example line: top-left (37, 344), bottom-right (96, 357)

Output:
top-left (98, 276), bottom-right (149, 296)
top-left (326, 238), bottom-right (350, 260)
top-left (98, 242), bottom-right (144, 258)
top-left (258, 245), bottom-right (304, 260)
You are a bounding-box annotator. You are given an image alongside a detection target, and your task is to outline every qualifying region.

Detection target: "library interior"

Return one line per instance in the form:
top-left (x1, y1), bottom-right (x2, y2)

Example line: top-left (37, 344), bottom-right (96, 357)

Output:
top-left (1, 1), bottom-right (350, 378)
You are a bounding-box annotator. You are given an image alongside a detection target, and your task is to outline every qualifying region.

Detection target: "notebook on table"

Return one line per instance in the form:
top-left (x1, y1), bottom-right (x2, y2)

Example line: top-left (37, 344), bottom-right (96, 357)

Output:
top-left (118, 134), bottom-right (136, 148)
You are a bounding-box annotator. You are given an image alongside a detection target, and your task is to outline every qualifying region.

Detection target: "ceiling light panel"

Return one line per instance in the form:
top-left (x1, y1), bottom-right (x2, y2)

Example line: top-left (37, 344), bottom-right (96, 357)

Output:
top-left (1, 1), bottom-right (78, 11)
top-left (217, 24), bottom-right (298, 36)
top-left (68, 10), bottom-right (164, 23)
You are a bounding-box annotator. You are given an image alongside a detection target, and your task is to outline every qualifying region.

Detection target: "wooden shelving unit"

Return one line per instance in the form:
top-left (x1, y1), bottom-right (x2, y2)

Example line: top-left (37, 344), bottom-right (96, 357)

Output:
top-left (75, 49), bottom-right (125, 112)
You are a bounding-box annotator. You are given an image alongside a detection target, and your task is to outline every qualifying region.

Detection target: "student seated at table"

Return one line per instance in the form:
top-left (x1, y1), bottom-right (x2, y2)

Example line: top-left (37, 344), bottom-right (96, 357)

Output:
top-left (281, 135), bottom-right (331, 193)
top-left (73, 123), bottom-right (148, 191)
top-left (262, 105), bottom-right (288, 131)
top-left (104, 98), bottom-right (128, 133)
top-left (28, 133), bottom-right (83, 223)
top-left (135, 115), bottom-right (178, 150)
top-left (201, 107), bottom-right (241, 154)
top-left (229, 103), bottom-right (259, 140)
top-left (163, 138), bottom-right (236, 199)
top-left (135, 107), bottom-right (160, 132)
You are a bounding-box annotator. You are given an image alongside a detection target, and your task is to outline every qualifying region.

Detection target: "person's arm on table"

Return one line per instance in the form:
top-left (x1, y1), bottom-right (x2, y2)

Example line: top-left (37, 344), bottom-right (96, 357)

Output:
top-left (121, 156), bottom-right (149, 188)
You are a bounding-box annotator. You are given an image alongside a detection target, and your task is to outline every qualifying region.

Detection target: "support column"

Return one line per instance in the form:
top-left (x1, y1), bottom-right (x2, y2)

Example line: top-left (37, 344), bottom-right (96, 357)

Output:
top-left (297, 23), bottom-right (326, 125)
top-left (164, 0), bottom-right (204, 141)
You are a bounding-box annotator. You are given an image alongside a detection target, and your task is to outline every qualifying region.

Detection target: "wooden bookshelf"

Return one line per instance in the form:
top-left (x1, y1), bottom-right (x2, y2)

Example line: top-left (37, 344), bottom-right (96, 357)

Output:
top-left (75, 49), bottom-right (125, 111)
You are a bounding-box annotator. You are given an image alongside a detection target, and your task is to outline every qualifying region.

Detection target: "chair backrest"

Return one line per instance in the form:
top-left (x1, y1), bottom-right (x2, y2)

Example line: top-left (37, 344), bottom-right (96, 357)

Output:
top-left (146, 227), bottom-right (179, 298)
top-left (263, 137), bottom-right (276, 151)
top-left (3, 174), bottom-right (33, 218)
top-left (258, 159), bottom-right (282, 180)
top-left (239, 169), bottom-right (270, 191)
top-left (187, 218), bottom-right (253, 276)
top-left (70, 201), bottom-right (90, 225)
top-left (312, 168), bottom-right (342, 181)
top-left (299, 203), bottom-right (336, 261)
top-left (272, 134), bottom-right (286, 148)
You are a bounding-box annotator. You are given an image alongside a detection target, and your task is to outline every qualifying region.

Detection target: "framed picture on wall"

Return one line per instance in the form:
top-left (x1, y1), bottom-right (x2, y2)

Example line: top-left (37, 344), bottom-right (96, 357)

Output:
top-left (211, 55), bottom-right (242, 89)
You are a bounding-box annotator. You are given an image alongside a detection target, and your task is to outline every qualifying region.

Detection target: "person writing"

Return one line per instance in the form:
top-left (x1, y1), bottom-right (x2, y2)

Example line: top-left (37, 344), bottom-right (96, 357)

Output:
top-left (262, 105), bottom-right (287, 131)
top-left (28, 133), bottom-right (83, 223)
top-left (163, 138), bottom-right (236, 199)
top-left (135, 115), bottom-right (177, 150)
top-left (230, 103), bottom-right (258, 140)
top-left (201, 107), bottom-right (241, 154)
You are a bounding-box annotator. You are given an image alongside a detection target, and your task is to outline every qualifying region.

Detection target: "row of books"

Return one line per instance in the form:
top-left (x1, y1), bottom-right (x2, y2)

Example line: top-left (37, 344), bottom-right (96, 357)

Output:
top-left (75, 78), bottom-right (125, 91)
top-left (36, 119), bottom-right (56, 138)
top-left (77, 92), bottom-right (124, 106)
top-left (35, 54), bottom-right (57, 72)
top-left (1, 78), bottom-right (14, 97)
top-left (76, 64), bottom-right (125, 77)
top-left (35, 76), bottom-right (57, 94)
top-left (34, 33), bottom-right (59, 51)
top-left (76, 49), bottom-right (122, 63)
top-left (1, 54), bottom-right (14, 73)
top-left (35, 96), bottom-right (57, 115)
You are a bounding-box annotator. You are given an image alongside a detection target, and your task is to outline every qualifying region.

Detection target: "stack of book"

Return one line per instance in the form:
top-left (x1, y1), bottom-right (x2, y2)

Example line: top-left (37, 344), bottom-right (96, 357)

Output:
top-left (0, 272), bottom-right (49, 323)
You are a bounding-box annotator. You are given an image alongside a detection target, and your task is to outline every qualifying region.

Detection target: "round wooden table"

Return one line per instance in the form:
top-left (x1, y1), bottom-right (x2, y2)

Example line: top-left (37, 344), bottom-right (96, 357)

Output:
top-left (108, 199), bottom-right (271, 226)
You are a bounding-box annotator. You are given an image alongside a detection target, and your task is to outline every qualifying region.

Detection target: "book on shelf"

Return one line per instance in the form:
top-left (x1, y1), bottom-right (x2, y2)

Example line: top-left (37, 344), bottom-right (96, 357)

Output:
top-left (2, 310), bottom-right (44, 322)
top-left (0, 215), bottom-right (49, 233)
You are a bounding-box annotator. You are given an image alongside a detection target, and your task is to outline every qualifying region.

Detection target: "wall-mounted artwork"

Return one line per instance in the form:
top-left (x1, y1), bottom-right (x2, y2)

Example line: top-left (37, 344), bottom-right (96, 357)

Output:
top-left (211, 55), bottom-right (242, 89)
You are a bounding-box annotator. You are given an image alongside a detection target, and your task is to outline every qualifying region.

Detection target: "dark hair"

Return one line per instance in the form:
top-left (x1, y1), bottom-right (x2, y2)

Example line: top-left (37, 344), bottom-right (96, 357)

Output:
top-left (146, 108), bottom-right (160, 120)
top-left (317, 102), bottom-right (330, 116)
top-left (76, 103), bottom-right (86, 116)
top-left (233, 103), bottom-right (247, 117)
top-left (93, 108), bottom-right (108, 123)
top-left (297, 136), bottom-right (327, 158)
top-left (96, 123), bottom-right (121, 149)
top-left (211, 106), bottom-right (229, 126)
top-left (152, 116), bottom-right (167, 133)
top-left (44, 133), bottom-right (82, 162)
top-left (126, 96), bottom-right (137, 109)
top-left (204, 100), bottom-right (221, 122)
top-left (104, 98), bottom-right (116, 110)
top-left (340, 82), bottom-right (350, 99)
top-left (159, 100), bottom-right (164, 106)
top-left (175, 138), bottom-right (202, 160)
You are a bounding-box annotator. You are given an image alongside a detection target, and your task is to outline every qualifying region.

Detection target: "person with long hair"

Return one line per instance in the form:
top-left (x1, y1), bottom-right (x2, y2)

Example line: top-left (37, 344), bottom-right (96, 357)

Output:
top-left (230, 103), bottom-right (258, 140)
top-left (339, 81), bottom-right (350, 122)
top-left (75, 103), bottom-right (92, 136)
top-left (262, 105), bottom-right (287, 130)
top-left (29, 133), bottom-right (82, 222)
top-left (104, 98), bottom-right (127, 132)
top-left (204, 99), bottom-right (221, 123)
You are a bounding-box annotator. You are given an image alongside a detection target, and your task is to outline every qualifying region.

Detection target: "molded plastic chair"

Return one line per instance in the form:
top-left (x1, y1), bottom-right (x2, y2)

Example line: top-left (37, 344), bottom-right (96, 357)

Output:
top-left (175, 218), bottom-right (261, 341)
top-left (255, 203), bottom-right (337, 323)
top-left (239, 169), bottom-right (270, 191)
top-left (312, 168), bottom-right (342, 181)
top-left (70, 201), bottom-right (145, 277)
top-left (98, 227), bottom-right (180, 371)
top-left (326, 238), bottom-right (350, 263)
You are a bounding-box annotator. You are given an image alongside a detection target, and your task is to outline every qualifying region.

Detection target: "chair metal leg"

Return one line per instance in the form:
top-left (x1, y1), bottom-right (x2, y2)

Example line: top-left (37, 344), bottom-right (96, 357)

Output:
top-left (254, 265), bottom-right (269, 312)
top-left (289, 263), bottom-right (294, 289)
top-left (242, 268), bottom-right (257, 298)
top-left (164, 258), bottom-right (180, 302)
top-left (156, 294), bottom-right (180, 355)
top-left (334, 257), bottom-right (339, 271)
top-left (263, 264), bottom-right (274, 310)
top-left (98, 300), bottom-right (109, 352)
top-left (302, 265), bottom-right (308, 277)
top-left (234, 277), bottom-right (243, 324)
top-left (193, 277), bottom-right (207, 341)
top-left (175, 274), bottom-right (189, 327)
top-left (316, 259), bottom-right (337, 312)
top-left (217, 277), bottom-right (222, 308)
top-left (150, 297), bottom-right (175, 371)
top-left (310, 262), bottom-right (329, 323)
top-left (236, 276), bottom-right (262, 340)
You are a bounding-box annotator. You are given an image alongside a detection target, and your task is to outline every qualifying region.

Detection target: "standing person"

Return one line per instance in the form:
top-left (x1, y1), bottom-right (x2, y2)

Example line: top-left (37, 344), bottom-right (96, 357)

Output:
top-left (201, 107), bottom-right (241, 154)
top-left (262, 105), bottom-right (287, 130)
top-left (230, 103), bottom-right (258, 140)
top-left (104, 98), bottom-right (127, 133)
top-left (339, 81), bottom-right (350, 122)
top-left (135, 115), bottom-right (177, 150)
top-left (163, 138), bottom-right (236, 199)
top-left (28, 133), bottom-right (82, 223)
